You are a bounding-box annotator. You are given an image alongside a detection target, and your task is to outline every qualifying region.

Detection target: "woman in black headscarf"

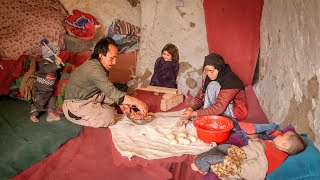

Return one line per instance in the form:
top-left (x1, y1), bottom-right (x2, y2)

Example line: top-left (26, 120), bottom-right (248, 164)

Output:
top-left (179, 53), bottom-right (248, 125)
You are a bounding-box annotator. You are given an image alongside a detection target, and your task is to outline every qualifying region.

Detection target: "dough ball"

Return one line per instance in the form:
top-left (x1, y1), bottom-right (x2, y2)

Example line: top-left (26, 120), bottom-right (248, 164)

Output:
top-left (183, 139), bottom-right (191, 145)
top-left (166, 134), bottom-right (175, 139)
top-left (188, 136), bottom-right (197, 143)
top-left (170, 139), bottom-right (178, 145)
top-left (177, 132), bottom-right (187, 138)
top-left (177, 137), bottom-right (185, 144)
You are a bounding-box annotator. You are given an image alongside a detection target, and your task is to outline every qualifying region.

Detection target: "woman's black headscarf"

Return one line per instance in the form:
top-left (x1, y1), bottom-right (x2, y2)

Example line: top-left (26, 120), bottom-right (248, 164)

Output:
top-left (202, 53), bottom-right (244, 93)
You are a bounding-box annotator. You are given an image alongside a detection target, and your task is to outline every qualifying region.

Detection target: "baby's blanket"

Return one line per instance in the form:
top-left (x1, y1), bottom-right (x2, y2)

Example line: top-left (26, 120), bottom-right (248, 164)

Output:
top-left (109, 111), bottom-right (214, 159)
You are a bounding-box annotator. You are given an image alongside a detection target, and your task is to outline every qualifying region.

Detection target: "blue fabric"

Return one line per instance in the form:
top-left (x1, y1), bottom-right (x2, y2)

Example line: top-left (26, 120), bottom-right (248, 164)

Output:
top-left (253, 123), bottom-right (280, 133)
top-left (194, 145), bottom-right (228, 173)
top-left (267, 134), bottom-right (320, 180)
top-left (108, 22), bottom-right (115, 38)
top-left (230, 117), bottom-right (248, 144)
top-left (40, 39), bottom-right (60, 61)
top-left (203, 81), bottom-right (235, 119)
top-left (254, 122), bottom-right (281, 140)
top-left (74, 16), bottom-right (89, 28)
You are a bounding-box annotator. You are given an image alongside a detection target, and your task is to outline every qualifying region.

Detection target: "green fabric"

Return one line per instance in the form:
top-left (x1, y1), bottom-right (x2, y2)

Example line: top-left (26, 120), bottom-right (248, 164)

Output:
top-left (64, 59), bottom-right (126, 102)
top-left (0, 96), bottom-right (82, 180)
top-left (56, 72), bottom-right (71, 112)
top-left (9, 76), bottom-right (23, 91)
top-left (113, 83), bottom-right (128, 93)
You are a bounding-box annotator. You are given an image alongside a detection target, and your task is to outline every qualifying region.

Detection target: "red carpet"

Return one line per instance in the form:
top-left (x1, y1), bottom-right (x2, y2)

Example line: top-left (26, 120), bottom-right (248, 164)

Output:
top-left (13, 126), bottom-right (201, 180)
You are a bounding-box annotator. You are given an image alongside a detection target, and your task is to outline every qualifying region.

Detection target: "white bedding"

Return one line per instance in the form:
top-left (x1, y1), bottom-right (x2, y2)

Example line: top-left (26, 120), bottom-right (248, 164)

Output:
top-left (109, 110), bottom-right (214, 160)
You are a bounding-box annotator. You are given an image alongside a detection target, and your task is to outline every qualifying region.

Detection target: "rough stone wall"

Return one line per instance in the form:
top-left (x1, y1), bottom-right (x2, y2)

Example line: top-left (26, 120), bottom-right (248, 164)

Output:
top-left (59, 0), bottom-right (208, 96)
top-left (59, 0), bottom-right (141, 39)
top-left (137, 0), bottom-right (208, 95)
top-left (255, 0), bottom-right (320, 149)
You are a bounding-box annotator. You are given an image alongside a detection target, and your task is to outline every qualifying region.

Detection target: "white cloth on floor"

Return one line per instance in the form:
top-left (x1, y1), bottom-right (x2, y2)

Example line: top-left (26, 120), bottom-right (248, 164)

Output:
top-left (109, 110), bottom-right (214, 160)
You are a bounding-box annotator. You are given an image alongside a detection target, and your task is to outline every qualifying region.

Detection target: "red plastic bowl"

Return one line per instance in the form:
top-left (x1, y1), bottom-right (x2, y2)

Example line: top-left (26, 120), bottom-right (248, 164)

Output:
top-left (193, 115), bottom-right (234, 144)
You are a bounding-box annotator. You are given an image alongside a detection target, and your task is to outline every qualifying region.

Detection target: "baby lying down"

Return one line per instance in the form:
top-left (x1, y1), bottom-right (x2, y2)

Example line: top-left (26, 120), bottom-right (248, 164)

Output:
top-left (191, 131), bottom-right (306, 180)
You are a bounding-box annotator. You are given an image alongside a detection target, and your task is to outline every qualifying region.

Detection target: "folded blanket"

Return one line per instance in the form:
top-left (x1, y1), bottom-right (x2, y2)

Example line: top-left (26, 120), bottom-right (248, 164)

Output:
top-left (109, 110), bottom-right (213, 159)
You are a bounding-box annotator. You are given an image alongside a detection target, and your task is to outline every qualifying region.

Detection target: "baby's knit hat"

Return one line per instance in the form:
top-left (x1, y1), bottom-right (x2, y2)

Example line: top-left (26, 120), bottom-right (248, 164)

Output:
top-left (40, 39), bottom-right (60, 61)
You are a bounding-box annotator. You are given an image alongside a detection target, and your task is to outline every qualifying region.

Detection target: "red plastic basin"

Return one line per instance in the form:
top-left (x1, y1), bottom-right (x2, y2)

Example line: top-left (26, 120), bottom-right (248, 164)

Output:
top-left (193, 115), bottom-right (234, 144)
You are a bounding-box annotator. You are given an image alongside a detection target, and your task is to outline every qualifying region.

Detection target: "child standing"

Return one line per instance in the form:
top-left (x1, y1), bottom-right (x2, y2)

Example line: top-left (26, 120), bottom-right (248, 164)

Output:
top-left (150, 43), bottom-right (179, 88)
top-left (30, 39), bottom-right (63, 123)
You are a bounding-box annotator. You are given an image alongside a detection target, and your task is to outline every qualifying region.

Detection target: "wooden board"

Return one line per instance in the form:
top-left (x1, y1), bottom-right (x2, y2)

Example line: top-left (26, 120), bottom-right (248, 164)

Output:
top-left (162, 93), bottom-right (177, 99)
top-left (160, 93), bottom-right (184, 111)
top-left (137, 86), bottom-right (178, 95)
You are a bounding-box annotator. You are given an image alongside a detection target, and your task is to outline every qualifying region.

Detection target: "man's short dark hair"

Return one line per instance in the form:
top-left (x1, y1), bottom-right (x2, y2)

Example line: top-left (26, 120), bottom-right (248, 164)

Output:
top-left (91, 37), bottom-right (117, 60)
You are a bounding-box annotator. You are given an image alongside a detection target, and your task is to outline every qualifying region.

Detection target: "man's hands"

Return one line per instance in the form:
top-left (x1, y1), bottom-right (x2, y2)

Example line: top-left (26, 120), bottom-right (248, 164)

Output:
top-left (135, 100), bottom-right (148, 116)
top-left (122, 95), bottom-right (148, 116)
top-left (119, 104), bottom-right (131, 116)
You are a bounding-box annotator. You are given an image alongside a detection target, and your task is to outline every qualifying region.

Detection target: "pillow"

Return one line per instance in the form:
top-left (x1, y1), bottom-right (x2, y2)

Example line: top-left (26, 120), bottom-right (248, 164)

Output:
top-left (0, 0), bottom-right (67, 60)
top-left (267, 134), bottom-right (320, 180)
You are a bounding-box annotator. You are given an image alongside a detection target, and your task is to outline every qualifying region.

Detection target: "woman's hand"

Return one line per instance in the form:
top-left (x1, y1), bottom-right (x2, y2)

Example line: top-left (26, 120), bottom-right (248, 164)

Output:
top-left (177, 108), bottom-right (196, 127)
top-left (180, 109), bottom-right (194, 120)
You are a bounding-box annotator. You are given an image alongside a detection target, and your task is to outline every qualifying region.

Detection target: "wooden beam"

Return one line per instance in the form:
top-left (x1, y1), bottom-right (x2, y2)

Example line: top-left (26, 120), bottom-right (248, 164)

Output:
top-left (160, 93), bottom-right (184, 111)
top-left (137, 86), bottom-right (178, 94)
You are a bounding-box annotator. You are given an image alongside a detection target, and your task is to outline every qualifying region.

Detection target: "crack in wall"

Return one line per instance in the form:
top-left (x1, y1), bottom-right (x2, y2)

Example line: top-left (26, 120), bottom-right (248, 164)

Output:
top-left (176, 7), bottom-right (186, 17)
top-left (138, 68), bottom-right (152, 87)
top-left (282, 75), bottom-right (319, 142)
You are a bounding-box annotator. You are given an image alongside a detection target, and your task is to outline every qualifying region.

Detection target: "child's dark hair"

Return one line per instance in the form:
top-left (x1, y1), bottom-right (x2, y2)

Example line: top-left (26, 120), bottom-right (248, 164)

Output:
top-left (161, 43), bottom-right (179, 62)
top-left (91, 37), bottom-right (118, 60)
top-left (286, 131), bottom-right (306, 155)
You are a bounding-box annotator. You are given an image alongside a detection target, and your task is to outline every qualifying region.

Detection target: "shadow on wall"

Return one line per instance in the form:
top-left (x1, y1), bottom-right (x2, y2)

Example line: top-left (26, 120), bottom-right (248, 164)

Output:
top-left (127, 0), bottom-right (140, 7)
top-left (252, 49), bottom-right (260, 85)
